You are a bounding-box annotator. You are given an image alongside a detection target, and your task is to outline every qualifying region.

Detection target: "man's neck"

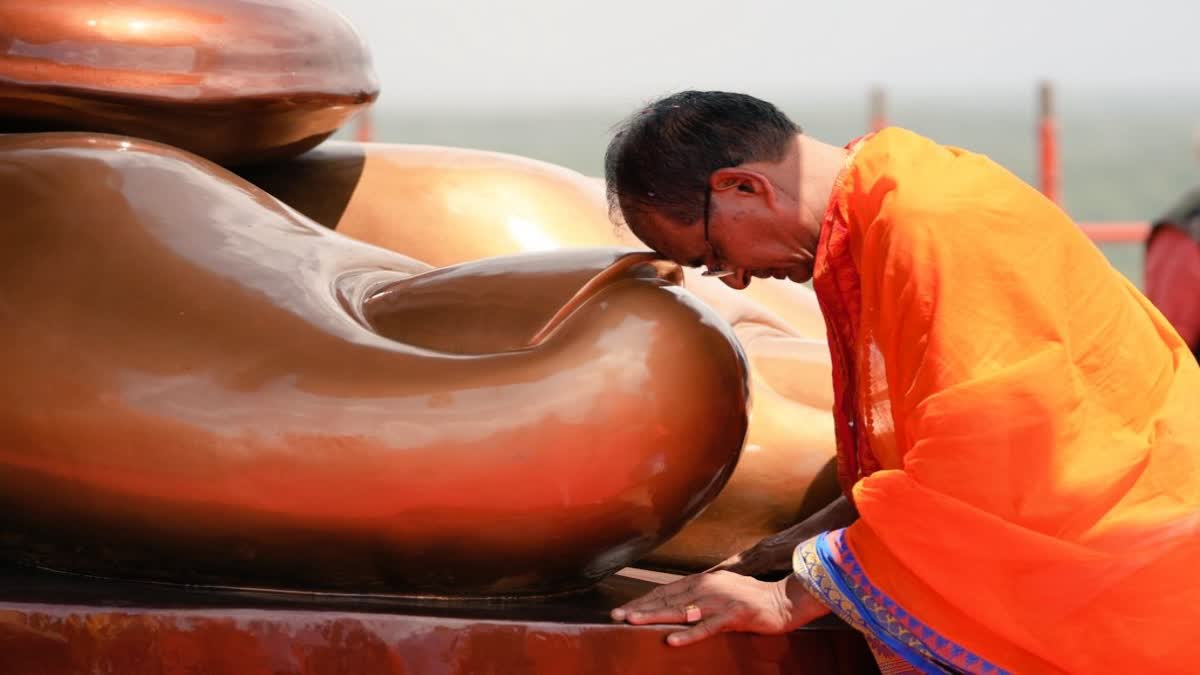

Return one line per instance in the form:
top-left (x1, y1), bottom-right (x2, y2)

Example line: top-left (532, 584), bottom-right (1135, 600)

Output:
top-left (793, 134), bottom-right (850, 238)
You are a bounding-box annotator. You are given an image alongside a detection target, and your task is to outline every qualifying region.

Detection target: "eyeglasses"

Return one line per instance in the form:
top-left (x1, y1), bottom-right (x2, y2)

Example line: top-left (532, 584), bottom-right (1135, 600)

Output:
top-left (700, 184), bottom-right (734, 278)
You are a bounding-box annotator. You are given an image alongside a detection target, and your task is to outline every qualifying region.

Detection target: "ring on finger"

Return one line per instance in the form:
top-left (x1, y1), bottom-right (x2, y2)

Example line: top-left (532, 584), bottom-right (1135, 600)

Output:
top-left (684, 604), bottom-right (702, 623)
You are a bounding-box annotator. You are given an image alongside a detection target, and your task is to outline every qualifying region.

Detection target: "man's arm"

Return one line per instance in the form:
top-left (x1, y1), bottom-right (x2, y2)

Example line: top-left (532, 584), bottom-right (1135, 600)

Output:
top-left (708, 494), bottom-right (858, 578)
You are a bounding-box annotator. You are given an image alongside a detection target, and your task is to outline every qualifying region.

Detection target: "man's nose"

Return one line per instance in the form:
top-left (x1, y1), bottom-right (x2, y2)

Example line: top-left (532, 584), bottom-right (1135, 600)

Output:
top-left (720, 268), bottom-right (751, 290)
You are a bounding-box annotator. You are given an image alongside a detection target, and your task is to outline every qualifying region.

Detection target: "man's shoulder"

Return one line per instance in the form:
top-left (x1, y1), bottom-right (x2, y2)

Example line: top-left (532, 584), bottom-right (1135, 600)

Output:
top-left (847, 128), bottom-right (1042, 230)
top-left (859, 127), bottom-right (981, 172)
top-left (848, 128), bottom-right (973, 211)
top-left (865, 127), bottom-right (1024, 187)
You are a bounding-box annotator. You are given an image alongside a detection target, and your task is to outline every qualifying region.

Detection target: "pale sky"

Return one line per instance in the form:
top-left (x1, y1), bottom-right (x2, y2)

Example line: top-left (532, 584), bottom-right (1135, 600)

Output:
top-left (325, 0), bottom-right (1199, 110)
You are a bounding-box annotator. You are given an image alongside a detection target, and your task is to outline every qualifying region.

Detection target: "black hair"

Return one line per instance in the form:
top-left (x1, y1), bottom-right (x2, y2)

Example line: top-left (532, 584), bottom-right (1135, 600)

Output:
top-left (604, 90), bottom-right (801, 230)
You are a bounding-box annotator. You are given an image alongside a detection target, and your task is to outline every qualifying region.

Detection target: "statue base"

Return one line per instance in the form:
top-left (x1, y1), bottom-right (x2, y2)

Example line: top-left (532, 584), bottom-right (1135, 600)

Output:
top-left (0, 565), bottom-right (877, 674)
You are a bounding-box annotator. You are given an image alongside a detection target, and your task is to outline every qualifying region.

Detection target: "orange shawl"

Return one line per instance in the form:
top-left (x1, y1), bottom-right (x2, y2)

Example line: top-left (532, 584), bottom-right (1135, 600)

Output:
top-left (812, 128), bottom-right (1200, 673)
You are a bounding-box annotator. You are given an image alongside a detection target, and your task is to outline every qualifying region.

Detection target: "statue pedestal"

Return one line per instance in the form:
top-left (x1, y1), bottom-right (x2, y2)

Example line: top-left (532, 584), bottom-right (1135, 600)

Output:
top-left (0, 565), bottom-right (877, 674)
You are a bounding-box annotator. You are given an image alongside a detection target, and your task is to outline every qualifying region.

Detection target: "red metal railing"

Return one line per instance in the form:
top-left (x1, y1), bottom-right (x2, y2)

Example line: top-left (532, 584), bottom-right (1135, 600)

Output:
top-left (1078, 222), bottom-right (1152, 243)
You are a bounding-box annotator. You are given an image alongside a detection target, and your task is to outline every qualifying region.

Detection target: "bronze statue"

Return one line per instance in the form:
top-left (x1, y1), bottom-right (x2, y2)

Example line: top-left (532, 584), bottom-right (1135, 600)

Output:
top-left (0, 0), bottom-right (841, 578)
top-left (0, 132), bottom-right (750, 595)
top-left (0, 0), bottom-right (378, 164)
top-left (0, 4), bottom-right (882, 671)
top-left (240, 142), bottom-right (842, 569)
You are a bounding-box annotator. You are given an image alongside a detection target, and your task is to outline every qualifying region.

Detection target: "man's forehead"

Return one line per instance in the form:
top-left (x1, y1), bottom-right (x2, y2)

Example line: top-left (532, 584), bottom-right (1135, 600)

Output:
top-left (628, 209), bottom-right (704, 265)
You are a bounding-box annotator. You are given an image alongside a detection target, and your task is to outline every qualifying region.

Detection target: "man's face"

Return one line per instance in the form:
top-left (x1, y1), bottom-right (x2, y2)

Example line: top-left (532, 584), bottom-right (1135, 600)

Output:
top-left (628, 183), bottom-right (816, 290)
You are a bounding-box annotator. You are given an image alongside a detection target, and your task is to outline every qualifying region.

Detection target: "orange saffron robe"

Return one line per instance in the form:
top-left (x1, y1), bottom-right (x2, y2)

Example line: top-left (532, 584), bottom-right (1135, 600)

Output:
top-left (811, 128), bottom-right (1200, 673)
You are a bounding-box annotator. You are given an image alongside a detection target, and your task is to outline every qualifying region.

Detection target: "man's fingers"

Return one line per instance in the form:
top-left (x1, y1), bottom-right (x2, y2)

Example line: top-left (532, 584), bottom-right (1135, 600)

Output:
top-left (666, 611), bottom-right (738, 647)
top-left (624, 597), bottom-right (731, 627)
top-left (623, 603), bottom-right (695, 625)
top-left (611, 576), bottom-right (699, 621)
top-left (613, 590), bottom-right (688, 621)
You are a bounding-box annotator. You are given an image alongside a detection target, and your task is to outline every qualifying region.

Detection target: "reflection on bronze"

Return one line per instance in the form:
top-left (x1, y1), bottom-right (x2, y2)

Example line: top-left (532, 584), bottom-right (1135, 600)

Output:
top-left (0, 0), bottom-right (378, 165)
top-left (0, 132), bottom-right (750, 595)
top-left (241, 141), bottom-right (841, 570)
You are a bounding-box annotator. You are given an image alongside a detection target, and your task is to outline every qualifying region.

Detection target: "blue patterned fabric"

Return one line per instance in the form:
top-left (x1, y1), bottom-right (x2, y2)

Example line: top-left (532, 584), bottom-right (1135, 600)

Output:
top-left (792, 530), bottom-right (1010, 675)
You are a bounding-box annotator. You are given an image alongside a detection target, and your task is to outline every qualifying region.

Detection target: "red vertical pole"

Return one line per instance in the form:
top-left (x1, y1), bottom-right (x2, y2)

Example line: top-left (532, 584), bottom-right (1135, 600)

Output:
top-left (1038, 81), bottom-right (1060, 204)
top-left (869, 86), bottom-right (887, 132)
top-left (354, 107), bottom-right (374, 143)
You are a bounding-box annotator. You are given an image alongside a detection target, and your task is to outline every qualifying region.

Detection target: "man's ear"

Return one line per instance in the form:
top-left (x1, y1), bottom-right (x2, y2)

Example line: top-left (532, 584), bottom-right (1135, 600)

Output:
top-left (709, 168), bottom-right (775, 201)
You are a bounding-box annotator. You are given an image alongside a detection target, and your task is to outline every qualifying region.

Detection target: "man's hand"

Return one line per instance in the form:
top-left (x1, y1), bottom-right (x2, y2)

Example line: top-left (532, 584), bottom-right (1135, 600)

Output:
top-left (610, 570), bottom-right (830, 646)
top-left (709, 495), bottom-right (858, 578)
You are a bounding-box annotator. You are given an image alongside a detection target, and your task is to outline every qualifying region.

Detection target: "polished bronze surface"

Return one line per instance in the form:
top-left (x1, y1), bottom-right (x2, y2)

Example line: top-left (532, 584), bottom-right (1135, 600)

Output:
top-left (0, 564), bottom-right (879, 675)
top-left (0, 0), bottom-right (378, 165)
top-left (240, 142), bottom-right (842, 570)
top-left (0, 132), bottom-right (750, 595)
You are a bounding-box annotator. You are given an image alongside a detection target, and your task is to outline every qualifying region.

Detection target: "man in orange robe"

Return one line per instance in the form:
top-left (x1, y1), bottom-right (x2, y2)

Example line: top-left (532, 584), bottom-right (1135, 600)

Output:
top-left (606, 91), bottom-right (1200, 674)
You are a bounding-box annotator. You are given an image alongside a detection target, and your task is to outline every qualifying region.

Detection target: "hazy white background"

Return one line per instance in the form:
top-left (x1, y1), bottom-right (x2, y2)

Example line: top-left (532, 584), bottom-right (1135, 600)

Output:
top-left (323, 0), bottom-right (1199, 110)
top-left (322, 0), bottom-right (1199, 281)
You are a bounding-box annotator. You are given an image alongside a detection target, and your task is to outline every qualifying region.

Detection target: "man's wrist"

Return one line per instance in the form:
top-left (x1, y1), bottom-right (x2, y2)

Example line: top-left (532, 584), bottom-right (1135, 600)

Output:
top-left (774, 573), bottom-right (831, 630)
